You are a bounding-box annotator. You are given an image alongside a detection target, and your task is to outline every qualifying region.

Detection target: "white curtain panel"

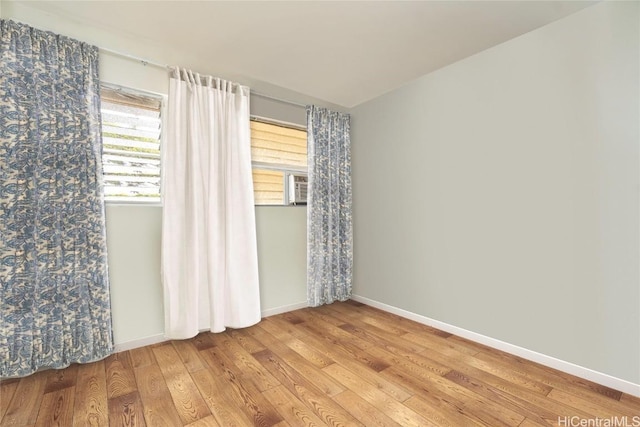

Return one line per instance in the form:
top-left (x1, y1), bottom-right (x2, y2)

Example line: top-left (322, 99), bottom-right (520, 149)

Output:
top-left (162, 68), bottom-right (261, 339)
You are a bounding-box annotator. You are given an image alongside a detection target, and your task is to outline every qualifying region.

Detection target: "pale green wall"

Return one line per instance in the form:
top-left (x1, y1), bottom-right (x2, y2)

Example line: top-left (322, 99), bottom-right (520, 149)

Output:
top-left (105, 206), bottom-right (164, 345)
top-left (105, 206), bottom-right (307, 345)
top-left (255, 207), bottom-right (308, 312)
top-left (351, 1), bottom-right (639, 384)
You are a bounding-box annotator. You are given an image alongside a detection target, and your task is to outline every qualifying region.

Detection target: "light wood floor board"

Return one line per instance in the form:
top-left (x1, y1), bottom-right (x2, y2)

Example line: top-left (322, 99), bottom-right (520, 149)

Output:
top-left (34, 385), bottom-right (75, 427)
top-left (1, 300), bottom-right (638, 426)
top-left (73, 360), bottom-right (108, 427)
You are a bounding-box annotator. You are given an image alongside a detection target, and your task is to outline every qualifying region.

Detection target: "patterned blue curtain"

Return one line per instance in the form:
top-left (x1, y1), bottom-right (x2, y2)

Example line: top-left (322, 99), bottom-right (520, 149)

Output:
top-left (306, 106), bottom-right (353, 307)
top-left (0, 20), bottom-right (113, 378)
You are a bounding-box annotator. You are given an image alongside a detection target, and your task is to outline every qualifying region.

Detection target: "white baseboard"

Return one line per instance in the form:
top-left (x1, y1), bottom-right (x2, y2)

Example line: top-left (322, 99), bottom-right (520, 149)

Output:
top-left (261, 301), bottom-right (308, 318)
top-left (110, 302), bottom-right (308, 354)
top-left (114, 333), bottom-right (167, 353)
top-left (351, 294), bottom-right (640, 398)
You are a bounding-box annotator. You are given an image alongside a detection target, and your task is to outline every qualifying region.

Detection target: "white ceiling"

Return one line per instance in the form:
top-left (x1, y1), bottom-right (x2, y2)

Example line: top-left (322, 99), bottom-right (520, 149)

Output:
top-left (6, 1), bottom-right (596, 108)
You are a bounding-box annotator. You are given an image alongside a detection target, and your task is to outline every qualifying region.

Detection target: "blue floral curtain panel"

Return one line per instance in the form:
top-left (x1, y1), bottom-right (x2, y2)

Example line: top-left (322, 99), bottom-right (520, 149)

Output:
top-left (0, 20), bottom-right (113, 377)
top-left (306, 106), bottom-right (353, 307)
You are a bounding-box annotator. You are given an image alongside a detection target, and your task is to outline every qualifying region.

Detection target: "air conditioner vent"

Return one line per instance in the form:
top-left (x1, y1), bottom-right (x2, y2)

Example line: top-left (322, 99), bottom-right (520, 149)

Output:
top-left (288, 174), bottom-right (307, 205)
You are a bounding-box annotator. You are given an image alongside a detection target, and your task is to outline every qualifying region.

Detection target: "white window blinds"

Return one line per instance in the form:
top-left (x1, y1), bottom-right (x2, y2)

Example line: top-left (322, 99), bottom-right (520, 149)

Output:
top-left (100, 86), bottom-right (162, 202)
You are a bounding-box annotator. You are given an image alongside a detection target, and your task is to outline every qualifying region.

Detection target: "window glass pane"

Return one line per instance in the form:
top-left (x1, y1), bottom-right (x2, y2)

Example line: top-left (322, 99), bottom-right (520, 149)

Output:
top-left (251, 119), bottom-right (307, 205)
top-left (253, 169), bottom-right (284, 205)
top-left (101, 86), bottom-right (162, 202)
top-left (251, 121), bottom-right (307, 168)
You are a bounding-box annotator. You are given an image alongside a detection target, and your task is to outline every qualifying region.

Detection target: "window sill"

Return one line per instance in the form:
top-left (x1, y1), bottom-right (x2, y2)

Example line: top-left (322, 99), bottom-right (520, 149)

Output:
top-left (105, 199), bottom-right (162, 207)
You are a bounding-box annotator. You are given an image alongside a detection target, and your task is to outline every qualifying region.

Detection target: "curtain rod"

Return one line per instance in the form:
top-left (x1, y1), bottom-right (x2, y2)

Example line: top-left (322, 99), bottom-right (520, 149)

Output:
top-left (98, 47), bottom-right (307, 109)
top-left (251, 92), bottom-right (306, 109)
top-left (99, 46), bottom-right (169, 70)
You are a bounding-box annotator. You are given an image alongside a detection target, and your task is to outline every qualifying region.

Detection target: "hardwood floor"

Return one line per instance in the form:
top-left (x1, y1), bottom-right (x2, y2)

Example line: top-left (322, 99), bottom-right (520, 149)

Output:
top-left (1, 300), bottom-right (639, 426)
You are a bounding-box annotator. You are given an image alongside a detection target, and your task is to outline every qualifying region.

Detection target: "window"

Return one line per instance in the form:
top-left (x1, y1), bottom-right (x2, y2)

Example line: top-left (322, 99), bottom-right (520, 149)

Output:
top-left (251, 119), bottom-right (307, 206)
top-left (100, 85), bottom-right (162, 203)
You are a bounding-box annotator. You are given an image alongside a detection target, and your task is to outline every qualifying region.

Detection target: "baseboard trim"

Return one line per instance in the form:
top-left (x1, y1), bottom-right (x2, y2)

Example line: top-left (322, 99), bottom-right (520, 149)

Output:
top-left (261, 301), bottom-right (308, 318)
top-left (114, 333), bottom-right (167, 353)
top-left (111, 302), bottom-right (308, 354)
top-left (351, 294), bottom-right (640, 398)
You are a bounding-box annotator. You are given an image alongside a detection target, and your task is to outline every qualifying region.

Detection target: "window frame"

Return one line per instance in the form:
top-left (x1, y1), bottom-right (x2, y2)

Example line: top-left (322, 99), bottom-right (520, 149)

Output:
top-left (100, 98), bottom-right (305, 207)
top-left (100, 83), bottom-right (166, 206)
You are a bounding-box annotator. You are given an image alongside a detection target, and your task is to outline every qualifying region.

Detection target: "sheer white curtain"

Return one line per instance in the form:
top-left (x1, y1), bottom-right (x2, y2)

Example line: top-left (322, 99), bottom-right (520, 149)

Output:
top-left (162, 68), bottom-right (261, 339)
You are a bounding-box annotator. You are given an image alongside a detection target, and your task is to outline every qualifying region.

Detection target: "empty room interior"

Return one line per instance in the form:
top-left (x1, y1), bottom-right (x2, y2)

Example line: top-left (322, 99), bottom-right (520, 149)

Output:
top-left (1, 1), bottom-right (639, 426)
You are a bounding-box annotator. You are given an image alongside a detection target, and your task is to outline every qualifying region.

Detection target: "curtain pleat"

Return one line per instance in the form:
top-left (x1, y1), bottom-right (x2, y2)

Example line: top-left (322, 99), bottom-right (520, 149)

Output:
top-left (306, 106), bottom-right (352, 307)
top-left (0, 20), bottom-right (113, 377)
top-left (162, 68), bottom-right (261, 339)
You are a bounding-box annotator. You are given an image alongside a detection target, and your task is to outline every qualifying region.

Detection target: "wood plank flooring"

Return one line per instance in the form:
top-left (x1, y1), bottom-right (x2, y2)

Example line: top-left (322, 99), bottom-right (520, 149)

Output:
top-left (1, 300), bottom-right (639, 426)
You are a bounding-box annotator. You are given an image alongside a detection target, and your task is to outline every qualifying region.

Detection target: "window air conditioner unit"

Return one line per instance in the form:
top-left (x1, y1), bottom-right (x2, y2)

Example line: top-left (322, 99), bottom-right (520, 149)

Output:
top-left (288, 174), bottom-right (308, 205)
